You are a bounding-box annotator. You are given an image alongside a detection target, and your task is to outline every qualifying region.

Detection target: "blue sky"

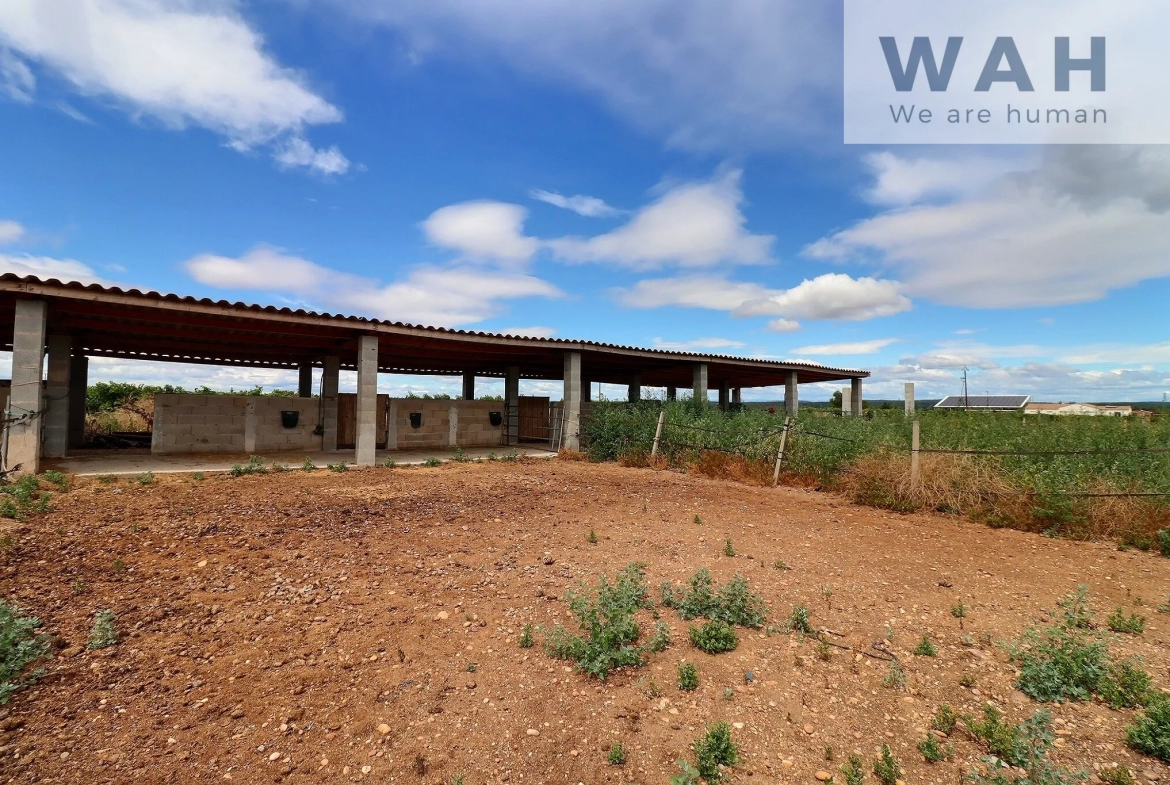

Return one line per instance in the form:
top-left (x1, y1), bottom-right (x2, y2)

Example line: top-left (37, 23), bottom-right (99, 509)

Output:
top-left (1, 1), bottom-right (1168, 402)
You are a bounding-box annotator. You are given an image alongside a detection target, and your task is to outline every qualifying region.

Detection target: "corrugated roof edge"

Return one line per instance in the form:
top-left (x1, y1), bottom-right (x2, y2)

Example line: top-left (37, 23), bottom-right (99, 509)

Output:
top-left (0, 274), bottom-right (868, 376)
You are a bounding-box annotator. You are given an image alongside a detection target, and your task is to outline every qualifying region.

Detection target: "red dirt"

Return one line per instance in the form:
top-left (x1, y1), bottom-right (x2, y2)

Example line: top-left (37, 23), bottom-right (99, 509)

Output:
top-left (2, 459), bottom-right (1169, 784)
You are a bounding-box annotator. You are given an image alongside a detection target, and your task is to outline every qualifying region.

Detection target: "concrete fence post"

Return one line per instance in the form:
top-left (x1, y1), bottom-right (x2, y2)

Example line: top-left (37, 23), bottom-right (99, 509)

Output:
top-left (911, 419), bottom-right (921, 488)
top-left (651, 410), bottom-right (665, 457)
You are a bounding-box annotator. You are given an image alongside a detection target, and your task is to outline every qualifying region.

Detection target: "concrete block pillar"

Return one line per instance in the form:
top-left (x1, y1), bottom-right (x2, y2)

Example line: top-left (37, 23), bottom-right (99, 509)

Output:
top-left (582, 379), bottom-right (591, 403)
top-left (850, 377), bottom-right (864, 417)
top-left (785, 370), bottom-right (799, 416)
top-left (68, 351), bottom-right (88, 449)
top-left (355, 336), bottom-right (379, 466)
top-left (841, 386), bottom-right (852, 415)
top-left (562, 352), bottom-right (582, 451)
top-left (504, 365), bottom-right (520, 446)
top-left (298, 364), bottom-right (314, 398)
top-left (628, 374), bottom-right (641, 403)
top-left (448, 401), bottom-right (459, 446)
top-left (386, 399), bottom-right (399, 451)
top-left (718, 382), bottom-right (730, 411)
top-left (43, 335), bottom-right (72, 458)
top-left (693, 363), bottom-right (708, 404)
top-left (732, 388), bottom-right (741, 407)
top-left (462, 371), bottom-right (475, 401)
top-left (666, 386), bottom-right (677, 401)
top-left (7, 300), bottom-right (47, 474)
top-left (904, 382), bottom-right (915, 416)
top-left (321, 355), bottom-right (340, 453)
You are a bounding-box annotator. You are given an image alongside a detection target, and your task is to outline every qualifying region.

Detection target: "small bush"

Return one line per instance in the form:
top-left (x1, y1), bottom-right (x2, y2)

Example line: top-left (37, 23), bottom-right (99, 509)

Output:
top-left (381, 457), bottom-right (396, 468)
top-left (88, 609), bottom-right (118, 650)
top-left (815, 640), bottom-right (833, 661)
top-left (192, 471), bottom-right (205, 481)
top-left (1099, 767), bottom-right (1135, 785)
top-left (1127, 697), bottom-right (1170, 762)
top-left (841, 755), bottom-right (866, 785)
top-left (883, 660), bottom-right (906, 690)
top-left (872, 744), bottom-right (901, 785)
top-left (788, 605), bottom-right (813, 634)
top-left (452, 447), bottom-right (470, 463)
top-left (952, 600), bottom-right (967, 618)
top-left (723, 538), bottom-right (735, 557)
top-left (914, 635), bottom-right (938, 657)
top-left (693, 722), bottom-right (738, 782)
top-left (0, 600), bottom-right (51, 704)
top-left (671, 760), bottom-right (702, 785)
top-left (0, 475), bottom-right (52, 519)
top-left (545, 563), bottom-right (652, 679)
top-left (964, 704), bottom-right (1026, 766)
top-left (648, 621), bottom-right (672, 653)
top-left (969, 710), bottom-right (1086, 785)
top-left (1010, 588), bottom-right (1110, 703)
top-left (136, 471), bottom-right (154, 485)
top-left (1098, 660), bottom-right (1152, 709)
top-left (932, 704), bottom-right (959, 735)
top-left (607, 742), bottom-right (627, 765)
top-left (678, 661), bottom-right (699, 691)
top-left (518, 624), bottom-right (534, 648)
top-left (328, 462), bottom-right (349, 472)
top-left (1158, 529), bottom-right (1170, 558)
top-left (917, 734), bottom-right (953, 763)
top-left (689, 620), bottom-right (738, 654)
top-left (42, 470), bottom-right (70, 492)
top-left (301, 457), bottom-right (315, 471)
top-left (663, 569), bottom-right (767, 629)
top-left (1106, 608), bottom-right (1145, 634)
top-left (230, 455), bottom-right (267, 477)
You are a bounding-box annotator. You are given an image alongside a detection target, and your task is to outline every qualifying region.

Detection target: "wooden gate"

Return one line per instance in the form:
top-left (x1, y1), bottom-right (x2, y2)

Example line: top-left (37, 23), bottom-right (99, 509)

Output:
top-left (337, 394), bottom-right (389, 449)
top-left (517, 396), bottom-right (551, 442)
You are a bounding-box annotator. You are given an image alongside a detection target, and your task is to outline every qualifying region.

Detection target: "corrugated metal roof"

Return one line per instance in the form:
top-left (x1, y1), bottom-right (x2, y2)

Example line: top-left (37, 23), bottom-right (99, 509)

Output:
top-left (0, 274), bottom-right (868, 377)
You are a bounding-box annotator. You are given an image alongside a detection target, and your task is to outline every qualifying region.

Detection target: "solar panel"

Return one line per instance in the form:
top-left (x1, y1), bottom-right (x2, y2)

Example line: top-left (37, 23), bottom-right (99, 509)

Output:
top-left (934, 395), bottom-right (1031, 409)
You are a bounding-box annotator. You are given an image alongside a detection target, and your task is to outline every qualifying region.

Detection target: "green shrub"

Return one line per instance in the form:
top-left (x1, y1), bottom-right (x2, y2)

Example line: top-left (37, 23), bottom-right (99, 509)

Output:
top-left (969, 710), bottom-right (1086, 785)
top-left (689, 620), bottom-right (738, 654)
top-left (917, 734), bottom-right (953, 763)
top-left (664, 569), bottom-right (767, 628)
top-left (545, 563), bottom-right (652, 679)
top-left (301, 457), bottom-right (315, 471)
top-left (932, 704), bottom-right (959, 735)
top-left (693, 722), bottom-right (738, 782)
top-left (0, 475), bottom-right (52, 519)
top-left (1098, 660), bottom-right (1152, 709)
top-left (452, 447), bottom-right (470, 463)
top-left (88, 609), bottom-right (118, 650)
top-left (841, 755), bottom-right (866, 785)
top-left (883, 660), bottom-right (906, 690)
top-left (328, 462), bottom-right (349, 472)
top-left (1106, 608), bottom-right (1145, 634)
top-left (0, 600), bottom-right (51, 704)
top-left (914, 635), bottom-right (938, 656)
top-left (648, 621), bottom-right (672, 653)
top-left (788, 605), bottom-right (813, 634)
top-left (678, 661), bottom-right (699, 691)
top-left (964, 704), bottom-right (1026, 766)
top-left (1126, 696), bottom-right (1170, 762)
top-left (136, 471), bottom-right (154, 485)
top-left (42, 470), bottom-right (70, 492)
top-left (723, 539), bottom-right (735, 557)
top-left (872, 744), bottom-right (901, 785)
top-left (1158, 529), bottom-right (1170, 558)
top-left (518, 624), bottom-right (534, 648)
top-left (952, 600), bottom-right (967, 618)
top-left (1100, 767), bottom-right (1135, 785)
top-left (671, 760), bottom-right (702, 785)
top-left (607, 742), bottom-right (627, 765)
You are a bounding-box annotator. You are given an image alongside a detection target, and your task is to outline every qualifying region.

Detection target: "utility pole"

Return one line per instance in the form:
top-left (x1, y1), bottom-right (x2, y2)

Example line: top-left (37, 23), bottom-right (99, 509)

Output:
top-left (962, 366), bottom-right (969, 410)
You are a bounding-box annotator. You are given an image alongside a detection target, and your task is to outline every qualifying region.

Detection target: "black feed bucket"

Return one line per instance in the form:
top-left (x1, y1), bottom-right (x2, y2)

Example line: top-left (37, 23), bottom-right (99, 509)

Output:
top-left (409, 412), bottom-right (423, 429)
top-left (280, 410), bottom-right (299, 428)
top-left (489, 411), bottom-right (503, 427)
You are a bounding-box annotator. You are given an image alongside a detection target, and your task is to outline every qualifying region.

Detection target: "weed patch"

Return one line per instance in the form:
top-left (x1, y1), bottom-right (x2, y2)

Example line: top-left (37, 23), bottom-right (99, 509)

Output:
top-left (1106, 608), bottom-right (1145, 634)
top-left (678, 662), bottom-right (698, 691)
top-left (693, 722), bottom-right (738, 782)
top-left (689, 620), bottom-right (738, 654)
top-left (88, 609), bottom-right (118, 650)
top-left (872, 744), bottom-right (901, 785)
top-left (0, 475), bottom-right (52, 519)
top-left (0, 600), bottom-right (51, 704)
top-left (661, 569), bottom-right (767, 628)
top-left (968, 710), bottom-right (1086, 785)
top-left (1126, 697), bottom-right (1170, 763)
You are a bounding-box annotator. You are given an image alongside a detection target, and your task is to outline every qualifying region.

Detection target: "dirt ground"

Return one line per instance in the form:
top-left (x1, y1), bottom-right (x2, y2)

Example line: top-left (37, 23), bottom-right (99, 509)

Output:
top-left (2, 459), bottom-right (1169, 785)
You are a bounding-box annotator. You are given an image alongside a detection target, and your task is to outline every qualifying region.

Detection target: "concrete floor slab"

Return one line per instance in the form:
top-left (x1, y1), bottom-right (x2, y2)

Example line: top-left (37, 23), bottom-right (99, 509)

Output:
top-left (43, 445), bottom-right (556, 477)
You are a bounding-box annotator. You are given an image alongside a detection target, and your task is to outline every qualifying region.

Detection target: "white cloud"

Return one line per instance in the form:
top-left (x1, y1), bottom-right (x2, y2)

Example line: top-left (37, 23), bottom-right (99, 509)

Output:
top-left (808, 147), bottom-right (1170, 308)
top-left (529, 189), bottom-right (620, 218)
top-left (0, 48), bottom-right (34, 102)
top-left (0, 252), bottom-right (108, 284)
top-left (0, 0), bottom-right (344, 166)
top-left (546, 170), bottom-right (773, 269)
top-left (183, 244), bottom-right (562, 327)
top-left (273, 136), bottom-right (350, 176)
top-left (651, 337), bottom-right (745, 351)
top-left (792, 338), bottom-right (898, 356)
top-left (422, 201), bottom-right (538, 265)
top-left (0, 220), bottom-right (24, 244)
top-left (734, 273), bottom-right (911, 322)
top-left (612, 275), bottom-right (769, 311)
top-left (499, 325), bottom-right (556, 338)
top-left (331, 0), bottom-right (839, 151)
top-left (861, 150), bottom-right (1030, 207)
top-left (765, 319), bottom-right (801, 334)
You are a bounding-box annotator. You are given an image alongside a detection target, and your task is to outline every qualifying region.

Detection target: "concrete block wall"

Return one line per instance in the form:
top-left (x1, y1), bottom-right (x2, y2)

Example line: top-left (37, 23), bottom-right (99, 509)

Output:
top-left (393, 399), bottom-right (452, 449)
top-left (453, 401), bottom-right (505, 447)
top-left (153, 394), bottom-right (321, 454)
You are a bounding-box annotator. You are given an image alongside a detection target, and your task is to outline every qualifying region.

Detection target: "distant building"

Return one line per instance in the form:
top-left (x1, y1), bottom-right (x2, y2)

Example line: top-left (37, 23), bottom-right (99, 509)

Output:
top-left (1024, 402), bottom-right (1133, 417)
top-left (933, 395), bottom-right (1030, 412)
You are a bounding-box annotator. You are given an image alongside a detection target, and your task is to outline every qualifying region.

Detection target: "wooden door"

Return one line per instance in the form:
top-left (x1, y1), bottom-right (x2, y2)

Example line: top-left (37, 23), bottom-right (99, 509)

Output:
top-left (336, 393), bottom-right (389, 449)
top-left (517, 396), bottom-right (550, 441)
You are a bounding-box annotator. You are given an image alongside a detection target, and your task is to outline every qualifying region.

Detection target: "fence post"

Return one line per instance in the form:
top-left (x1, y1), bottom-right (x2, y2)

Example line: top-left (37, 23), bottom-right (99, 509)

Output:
top-left (772, 416), bottom-right (792, 488)
top-left (910, 419), bottom-right (921, 488)
top-left (651, 410), bottom-right (666, 457)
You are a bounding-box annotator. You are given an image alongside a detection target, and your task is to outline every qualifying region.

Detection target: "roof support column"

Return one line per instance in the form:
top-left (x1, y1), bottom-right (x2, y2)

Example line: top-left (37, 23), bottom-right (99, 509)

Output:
top-left (562, 352), bottom-right (581, 451)
top-left (504, 365), bottom-right (519, 446)
top-left (6, 300), bottom-right (47, 474)
top-left (628, 374), bottom-right (641, 403)
top-left (904, 382), bottom-right (915, 417)
top-left (582, 378), bottom-right (591, 403)
top-left (462, 371), bottom-right (475, 401)
top-left (841, 386), bottom-right (851, 415)
top-left (43, 334), bottom-right (72, 458)
top-left (851, 377), bottom-right (864, 418)
top-left (785, 370), bottom-right (799, 416)
top-left (732, 388), bottom-right (741, 408)
top-left (320, 355), bottom-right (339, 453)
top-left (692, 363), bottom-right (708, 404)
top-left (298, 363), bottom-right (314, 398)
top-left (354, 336), bottom-right (379, 467)
top-left (718, 382), bottom-right (730, 411)
top-left (666, 386), bottom-right (676, 401)
top-left (68, 350), bottom-right (88, 449)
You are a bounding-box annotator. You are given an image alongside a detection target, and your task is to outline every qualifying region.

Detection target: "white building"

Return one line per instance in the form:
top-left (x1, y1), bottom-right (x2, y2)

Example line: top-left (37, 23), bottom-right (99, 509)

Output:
top-left (1024, 402), bottom-right (1133, 417)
